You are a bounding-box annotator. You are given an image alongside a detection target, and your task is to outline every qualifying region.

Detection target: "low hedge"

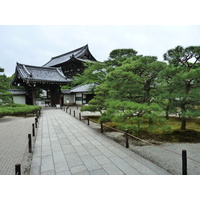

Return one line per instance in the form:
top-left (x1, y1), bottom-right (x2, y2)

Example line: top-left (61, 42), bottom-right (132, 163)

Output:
top-left (0, 104), bottom-right (41, 117)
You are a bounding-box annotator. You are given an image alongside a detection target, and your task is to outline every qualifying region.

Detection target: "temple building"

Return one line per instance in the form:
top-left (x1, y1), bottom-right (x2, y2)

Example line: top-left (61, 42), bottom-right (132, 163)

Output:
top-left (11, 45), bottom-right (98, 106)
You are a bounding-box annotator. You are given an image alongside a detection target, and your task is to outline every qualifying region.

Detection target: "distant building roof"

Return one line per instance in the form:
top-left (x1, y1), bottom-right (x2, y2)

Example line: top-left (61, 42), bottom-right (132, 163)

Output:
top-left (43, 44), bottom-right (97, 68)
top-left (61, 89), bottom-right (71, 94)
top-left (61, 83), bottom-right (97, 94)
top-left (8, 89), bottom-right (26, 95)
top-left (11, 63), bottom-right (69, 85)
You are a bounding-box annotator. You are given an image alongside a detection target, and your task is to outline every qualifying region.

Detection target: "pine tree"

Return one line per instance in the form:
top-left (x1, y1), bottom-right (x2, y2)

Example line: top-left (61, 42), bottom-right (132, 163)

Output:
top-left (163, 46), bottom-right (200, 130)
top-left (0, 67), bottom-right (13, 105)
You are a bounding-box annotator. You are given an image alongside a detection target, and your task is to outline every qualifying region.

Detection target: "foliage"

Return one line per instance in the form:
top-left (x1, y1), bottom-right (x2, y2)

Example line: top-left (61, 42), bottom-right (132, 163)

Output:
top-left (100, 99), bottom-right (169, 134)
top-left (81, 82), bottom-right (109, 114)
top-left (163, 45), bottom-right (200, 130)
top-left (78, 46), bottom-right (200, 134)
top-left (0, 67), bottom-right (13, 105)
top-left (0, 104), bottom-right (41, 117)
top-left (106, 48), bottom-right (140, 67)
top-left (72, 62), bottom-right (108, 86)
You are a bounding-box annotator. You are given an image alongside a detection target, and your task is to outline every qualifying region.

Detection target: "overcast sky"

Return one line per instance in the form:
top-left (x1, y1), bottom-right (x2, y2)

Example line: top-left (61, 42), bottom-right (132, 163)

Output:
top-left (0, 25), bottom-right (200, 76)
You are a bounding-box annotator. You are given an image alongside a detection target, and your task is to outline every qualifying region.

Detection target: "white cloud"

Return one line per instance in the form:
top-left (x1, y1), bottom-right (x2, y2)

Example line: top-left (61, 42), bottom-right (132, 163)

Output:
top-left (0, 25), bottom-right (200, 76)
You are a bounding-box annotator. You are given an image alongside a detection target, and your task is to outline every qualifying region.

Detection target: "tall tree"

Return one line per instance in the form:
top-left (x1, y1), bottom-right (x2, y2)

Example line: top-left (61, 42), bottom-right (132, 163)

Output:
top-left (105, 56), bottom-right (167, 104)
top-left (163, 46), bottom-right (200, 130)
top-left (0, 67), bottom-right (13, 105)
top-left (106, 48), bottom-right (140, 68)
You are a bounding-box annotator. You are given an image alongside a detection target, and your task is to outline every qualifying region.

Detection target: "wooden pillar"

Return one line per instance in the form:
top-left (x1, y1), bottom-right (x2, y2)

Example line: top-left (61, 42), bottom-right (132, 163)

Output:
top-left (32, 88), bottom-right (36, 105)
top-left (59, 87), bottom-right (62, 106)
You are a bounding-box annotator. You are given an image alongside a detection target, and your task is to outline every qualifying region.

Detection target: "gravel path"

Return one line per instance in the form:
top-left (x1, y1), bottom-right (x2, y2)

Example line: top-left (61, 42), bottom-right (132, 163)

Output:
top-left (129, 142), bottom-right (200, 175)
top-left (0, 116), bottom-right (35, 175)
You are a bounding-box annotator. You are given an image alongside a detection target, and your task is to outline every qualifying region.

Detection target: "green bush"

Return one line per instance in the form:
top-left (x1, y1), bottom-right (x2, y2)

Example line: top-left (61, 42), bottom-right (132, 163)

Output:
top-left (0, 104), bottom-right (41, 117)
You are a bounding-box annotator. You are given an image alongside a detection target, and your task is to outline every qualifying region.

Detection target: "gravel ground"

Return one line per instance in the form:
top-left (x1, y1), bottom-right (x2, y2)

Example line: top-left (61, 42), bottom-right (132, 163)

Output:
top-left (0, 116), bottom-right (35, 175)
top-left (83, 119), bottom-right (200, 175)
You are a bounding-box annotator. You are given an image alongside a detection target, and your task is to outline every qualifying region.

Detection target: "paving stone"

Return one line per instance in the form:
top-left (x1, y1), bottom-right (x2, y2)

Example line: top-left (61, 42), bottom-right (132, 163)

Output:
top-left (96, 145), bottom-right (116, 157)
top-left (55, 161), bottom-right (69, 173)
top-left (123, 157), bottom-right (157, 175)
top-left (30, 165), bottom-right (40, 175)
top-left (56, 170), bottom-right (71, 175)
top-left (72, 170), bottom-right (90, 175)
top-left (53, 151), bottom-right (66, 164)
top-left (59, 138), bottom-right (71, 145)
top-left (62, 144), bottom-right (76, 154)
top-left (87, 148), bottom-right (102, 157)
top-left (81, 155), bottom-right (102, 171)
top-left (41, 155), bottom-right (54, 173)
top-left (102, 163), bottom-right (124, 175)
top-left (90, 168), bottom-right (108, 175)
top-left (94, 155), bottom-right (111, 165)
top-left (74, 145), bottom-right (90, 156)
top-left (65, 152), bottom-right (83, 168)
top-left (109, 156), bottom-right (142, 175)
top-left (41, 170), bottom-right (55, 175)
top-left (70, 165), bottom-right (87, 174)
top-left (108, 146), bottom-right (129, 158)
top-left (31, 157), bottom-right (41, 167)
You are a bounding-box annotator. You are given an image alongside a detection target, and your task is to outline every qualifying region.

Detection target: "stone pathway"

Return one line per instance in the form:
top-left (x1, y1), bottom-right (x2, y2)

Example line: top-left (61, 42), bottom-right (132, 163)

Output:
top-left (0, 116), bottom-right (35, 175)
top-left (30, 108), bottom-right (171, 175)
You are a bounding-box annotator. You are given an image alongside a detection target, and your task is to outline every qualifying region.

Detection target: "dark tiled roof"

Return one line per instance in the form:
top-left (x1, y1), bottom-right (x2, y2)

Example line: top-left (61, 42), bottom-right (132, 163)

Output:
top-left (61, 89), bottom-right (71, 94)
top-left (61, 83), bottom-right (97, 94)
top-left (8, 89), bottom-right (26, 95)
top-left (14, 63), bottom-right (69, 84)
top-left (43, 44), bottom-right (97, 68)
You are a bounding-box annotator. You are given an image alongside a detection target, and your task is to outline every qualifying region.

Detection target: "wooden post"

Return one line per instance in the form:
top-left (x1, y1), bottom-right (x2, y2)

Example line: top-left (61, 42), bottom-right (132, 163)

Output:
top-left (32, 123), bottom-right (35, 137)
top-left (35, 117), bottom-right (38, 128)
top-left (15, 164), bottom-right (21, 175)
top-left (79, 113), bottom-right (81, 121)
top-left (182, 150), bottom-right (187, 175)
top-left (28, 134), bottom-right (32, 153)
top-left (101, 122), bottom-right (103, 133)
top-left (125, 129), bottom-right (129, 148)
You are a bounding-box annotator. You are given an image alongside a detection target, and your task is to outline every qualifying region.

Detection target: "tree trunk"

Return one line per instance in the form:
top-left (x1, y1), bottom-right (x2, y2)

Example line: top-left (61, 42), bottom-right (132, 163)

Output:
top-left (180, 103), bottom-right (187, 130)
top-left (165, 105), bottom-right (169, 120)
top-left (181, 117), bottom-right (186, 130)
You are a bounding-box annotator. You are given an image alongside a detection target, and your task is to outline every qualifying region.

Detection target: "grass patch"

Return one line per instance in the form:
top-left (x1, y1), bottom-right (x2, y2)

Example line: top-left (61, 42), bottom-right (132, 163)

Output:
top-left (89, 116), bottom-right (200, 143)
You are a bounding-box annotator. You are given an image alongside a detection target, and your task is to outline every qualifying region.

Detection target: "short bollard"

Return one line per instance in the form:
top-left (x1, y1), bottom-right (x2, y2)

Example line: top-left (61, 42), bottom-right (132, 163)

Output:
top-left (70, 109), bottom-right (71, 115)
top-left (182, 150), bottom-right (187, 175)
top-left (125, 129), bottom-right (129, 148)
top-left (101, 122), bottom-right (103, 133)
top-left (35, 118), bottom-right (38, 128)
top-left (28, 134), bottom-right (32, 153)
top-left (32, 123), bottom-right (35, 137)
top-left (79, 113), bottom-right (81, 121)
top-left (87, 117), bottom-right (90, 125)
top-left (15, 163), bottom-right (21, 175)
top-left (74, 110), bottom-right (76, 117)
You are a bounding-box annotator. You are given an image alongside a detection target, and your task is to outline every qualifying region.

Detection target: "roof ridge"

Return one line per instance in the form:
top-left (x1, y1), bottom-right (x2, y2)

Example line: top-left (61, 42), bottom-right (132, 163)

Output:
top-left (17, 63), bottom-right (63, 71)
top-left (51, 44), bottom-right (88, 59)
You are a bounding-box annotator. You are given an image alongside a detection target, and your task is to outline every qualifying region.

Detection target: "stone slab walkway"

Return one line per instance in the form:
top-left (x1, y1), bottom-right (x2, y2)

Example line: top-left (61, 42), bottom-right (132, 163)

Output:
top-left (30, 108), bottom-right (171, 175)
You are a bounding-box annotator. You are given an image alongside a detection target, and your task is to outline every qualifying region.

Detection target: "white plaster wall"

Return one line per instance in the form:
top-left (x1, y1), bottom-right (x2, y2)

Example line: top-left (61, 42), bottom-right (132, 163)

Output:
top-left (63, 94), bottom-right (75, 105)
top-left (13, 95), bottom-right (26, 104)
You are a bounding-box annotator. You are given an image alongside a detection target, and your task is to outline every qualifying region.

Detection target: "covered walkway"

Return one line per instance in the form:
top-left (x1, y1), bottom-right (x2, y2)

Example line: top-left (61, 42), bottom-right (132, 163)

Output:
top-left (30, 108), bottom-right (171, 175)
